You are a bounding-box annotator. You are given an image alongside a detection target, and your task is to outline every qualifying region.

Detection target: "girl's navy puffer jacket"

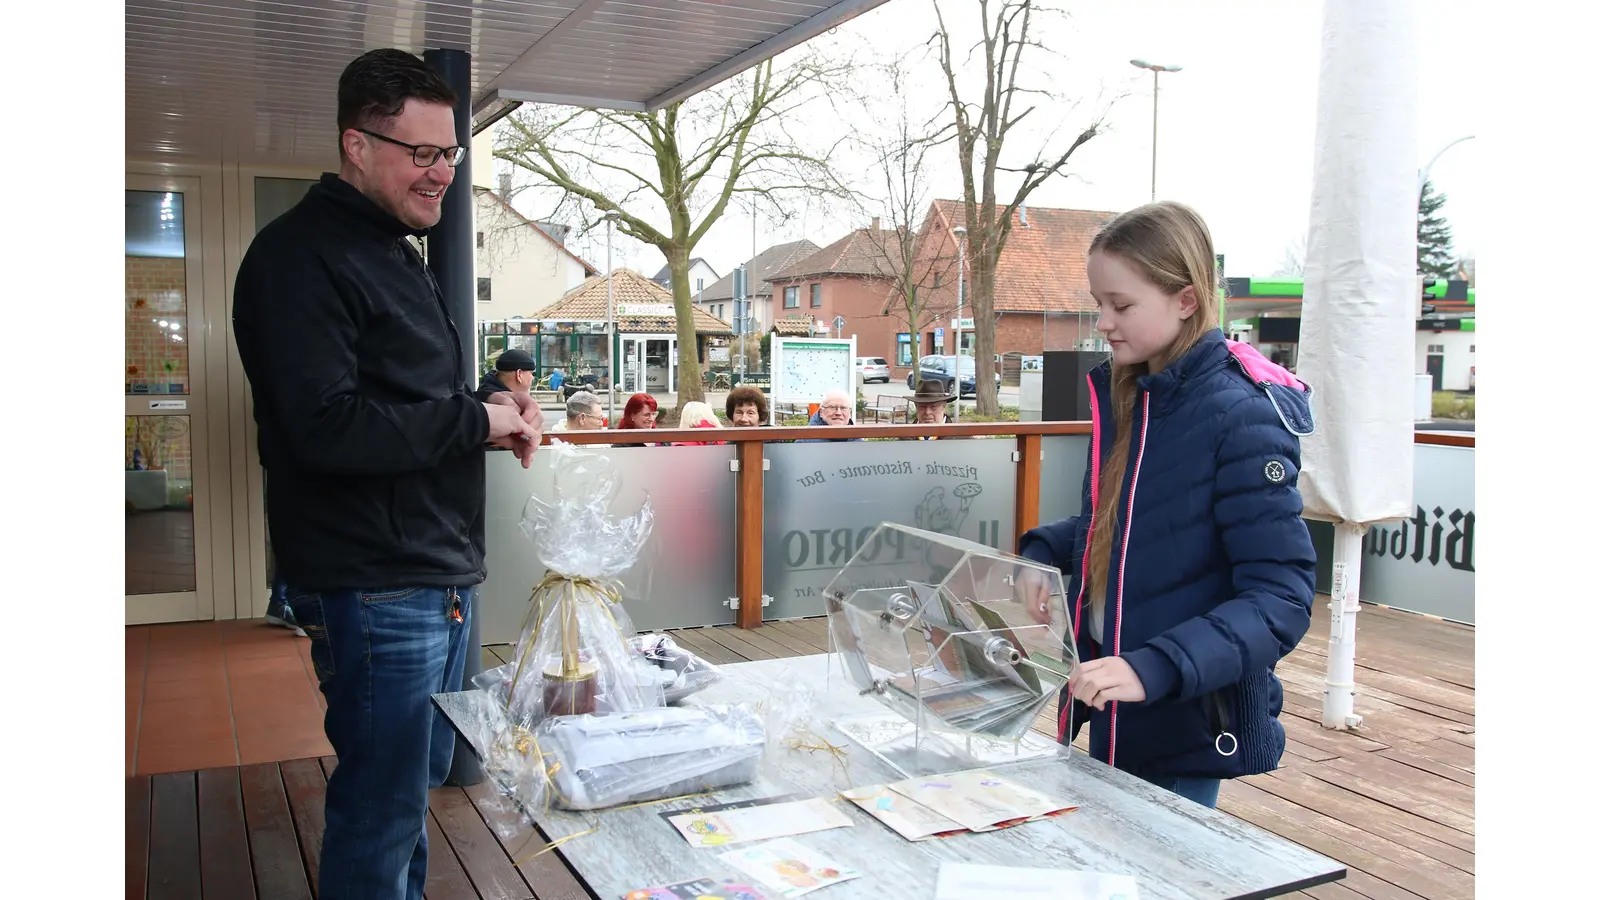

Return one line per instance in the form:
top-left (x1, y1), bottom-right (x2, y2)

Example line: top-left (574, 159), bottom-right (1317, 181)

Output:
top-left (1020, 329), bottom-right (1316, 781)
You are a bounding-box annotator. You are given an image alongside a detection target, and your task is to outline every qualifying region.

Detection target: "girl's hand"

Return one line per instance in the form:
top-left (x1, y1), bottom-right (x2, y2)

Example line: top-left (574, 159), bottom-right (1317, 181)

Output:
top-left (1070, 656), bottom-right (1146, 709)
top-left (1016, 567), bottom-right (1053, 624)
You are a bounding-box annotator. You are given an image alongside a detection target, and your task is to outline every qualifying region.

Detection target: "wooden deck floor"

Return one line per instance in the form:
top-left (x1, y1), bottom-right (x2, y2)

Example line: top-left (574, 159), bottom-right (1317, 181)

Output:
top-left (128, 601), bottom-right (1471, 900)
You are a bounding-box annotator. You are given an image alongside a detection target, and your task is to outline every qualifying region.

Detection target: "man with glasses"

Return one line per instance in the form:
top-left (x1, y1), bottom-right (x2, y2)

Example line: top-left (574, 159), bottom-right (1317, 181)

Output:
top-left (550, 390), bottom-right (611, 447)
top-left (798, 387), bottom-right (864, 443)
top-left (232, 49), bottom-right (542, 900)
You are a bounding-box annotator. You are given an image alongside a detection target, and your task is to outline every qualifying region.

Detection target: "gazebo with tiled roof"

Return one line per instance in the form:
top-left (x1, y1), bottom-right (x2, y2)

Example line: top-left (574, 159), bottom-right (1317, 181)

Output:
top-left (526, 269), bottom-right (733, 394)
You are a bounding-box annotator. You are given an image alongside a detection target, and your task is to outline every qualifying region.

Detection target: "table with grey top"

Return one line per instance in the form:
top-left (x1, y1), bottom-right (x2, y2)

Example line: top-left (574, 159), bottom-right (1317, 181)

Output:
top-left (435, 654), bottom-right (1345, 900)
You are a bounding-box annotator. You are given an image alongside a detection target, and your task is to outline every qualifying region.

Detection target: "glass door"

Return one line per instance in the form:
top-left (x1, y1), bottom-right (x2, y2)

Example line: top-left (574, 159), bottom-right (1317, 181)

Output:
top-left (126, 178), bottom-right (213, 623)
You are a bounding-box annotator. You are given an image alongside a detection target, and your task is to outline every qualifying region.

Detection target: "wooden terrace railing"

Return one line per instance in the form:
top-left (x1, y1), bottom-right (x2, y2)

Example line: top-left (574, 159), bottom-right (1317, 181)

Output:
top-left (529, 422), bottom-right (1473, 629)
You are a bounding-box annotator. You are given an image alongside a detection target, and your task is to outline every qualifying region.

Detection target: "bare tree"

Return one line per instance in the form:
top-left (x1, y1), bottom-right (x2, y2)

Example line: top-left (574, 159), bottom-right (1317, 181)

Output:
top-left (933, 0), bottom-right (1108, 415)
top-left (1272, 235), bottom-right (1307, 278)
top-left (496, 56), bottom-right (854, 407)
top-left (856, 56), bottom-right (961, 373)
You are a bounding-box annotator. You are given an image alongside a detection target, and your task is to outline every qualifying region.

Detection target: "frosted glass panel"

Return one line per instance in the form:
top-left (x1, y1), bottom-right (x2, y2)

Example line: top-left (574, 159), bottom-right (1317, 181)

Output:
top-left (479, 445), bottom-right (738, 641)
top-left (763, 440), bottom-right (1017, 619)
top-left (1037, 435), bottom-right (1090, 528)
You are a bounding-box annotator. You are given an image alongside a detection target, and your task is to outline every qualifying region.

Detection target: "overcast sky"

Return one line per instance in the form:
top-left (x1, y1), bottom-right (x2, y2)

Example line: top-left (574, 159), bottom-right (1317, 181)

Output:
top-left (507, 0), bottom-right (1478, 285)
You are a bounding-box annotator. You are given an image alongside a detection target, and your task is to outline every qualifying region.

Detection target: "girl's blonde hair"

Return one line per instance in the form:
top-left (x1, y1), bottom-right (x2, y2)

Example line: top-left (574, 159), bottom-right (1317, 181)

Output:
top-left (678, 401), bottom-right (722, 429)
top-left (1084, 202), bottom-right (1222, 614)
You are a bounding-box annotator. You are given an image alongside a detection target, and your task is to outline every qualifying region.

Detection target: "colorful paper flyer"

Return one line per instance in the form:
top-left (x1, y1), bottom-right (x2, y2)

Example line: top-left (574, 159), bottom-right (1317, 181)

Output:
top-left (719, 838), bottom-right (862, 898)
top-left (934, 863), bottom-right (1139, 900)
top-left (621, 876), bottom-right (776, 899)
top-left (838, 784), bottom-right (966, 841)
top-left (667, 798), bottom-right (854, 848)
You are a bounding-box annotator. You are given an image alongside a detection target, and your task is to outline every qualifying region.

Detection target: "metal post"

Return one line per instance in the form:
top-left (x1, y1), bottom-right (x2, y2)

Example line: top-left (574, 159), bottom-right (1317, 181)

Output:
top-left (1418, 135), bottom-right (1475, 199)
top-left (605, 212), bottom-right (616, 422)
top-left (1321, 523), bottom-right (1366, 730)
top-left (1130, 60), bottom-right (1181, 202)
top-left (953, 227), bottom-right (967, 424)
top-left (1150, 70), bottom-right (1159, 201)
top-left (424, 46), bottom-right (482, 788)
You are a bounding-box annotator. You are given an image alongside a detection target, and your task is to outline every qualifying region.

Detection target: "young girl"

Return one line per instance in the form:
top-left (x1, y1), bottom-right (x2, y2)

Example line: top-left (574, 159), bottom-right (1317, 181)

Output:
top-left (1019, 201), bottom-right (1316, 808)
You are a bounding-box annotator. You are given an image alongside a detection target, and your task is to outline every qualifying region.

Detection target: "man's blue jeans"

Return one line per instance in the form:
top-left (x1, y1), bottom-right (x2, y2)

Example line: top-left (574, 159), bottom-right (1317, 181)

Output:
top-left (289, 586), bottom-right (473, 900)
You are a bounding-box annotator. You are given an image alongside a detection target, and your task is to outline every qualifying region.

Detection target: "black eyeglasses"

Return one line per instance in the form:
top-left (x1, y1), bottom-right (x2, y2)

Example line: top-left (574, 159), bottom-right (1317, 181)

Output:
top-left (356, 129), bottom-right (467, 167)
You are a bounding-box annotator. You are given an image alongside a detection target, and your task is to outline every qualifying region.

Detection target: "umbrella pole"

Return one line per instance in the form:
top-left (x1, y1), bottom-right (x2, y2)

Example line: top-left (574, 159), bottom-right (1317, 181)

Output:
top-left (1321, 523), bottom-right (1366, 730)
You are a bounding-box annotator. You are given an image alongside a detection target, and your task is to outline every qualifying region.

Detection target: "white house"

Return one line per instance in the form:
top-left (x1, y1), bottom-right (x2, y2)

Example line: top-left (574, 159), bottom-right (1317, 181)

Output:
top-left (699, 239), bottom-right (822, 336)
top-left (651, 258), bottom-right (720, 305)
top-left (1416, 326), bottom-right (1475, 392)
top-left (474, 187), bottom-right (598, 320)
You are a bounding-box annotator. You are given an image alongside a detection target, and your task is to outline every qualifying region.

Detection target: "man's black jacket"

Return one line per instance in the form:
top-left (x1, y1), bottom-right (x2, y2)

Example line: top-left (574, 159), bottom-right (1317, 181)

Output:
top-left (234, 174), bottom-right (490, 591)
top-left (474, 371), bottom-right (512, 402)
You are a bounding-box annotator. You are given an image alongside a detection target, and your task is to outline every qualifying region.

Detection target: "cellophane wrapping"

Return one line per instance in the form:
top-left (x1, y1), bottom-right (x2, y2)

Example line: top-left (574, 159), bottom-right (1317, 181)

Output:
top-left (628, 633), bottom-right (724, 704)
top-left (539, 704), bottom-right (767, 811)
top-left (500, 441), bottom-right (664, 726)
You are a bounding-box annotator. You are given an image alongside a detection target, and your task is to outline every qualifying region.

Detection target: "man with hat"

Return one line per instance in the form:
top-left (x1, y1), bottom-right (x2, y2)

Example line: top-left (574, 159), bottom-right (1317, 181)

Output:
top-left (475, 348), bottom-right (536, 401)
top-left (908, 378), bottom-right (955, 439)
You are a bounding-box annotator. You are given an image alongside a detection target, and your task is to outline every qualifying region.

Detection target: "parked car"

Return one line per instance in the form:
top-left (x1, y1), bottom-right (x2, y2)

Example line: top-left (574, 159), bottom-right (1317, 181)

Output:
top-left (907, 355), bottom-right (999, 397)
top-left (855, 356), bottom-right (891, 384)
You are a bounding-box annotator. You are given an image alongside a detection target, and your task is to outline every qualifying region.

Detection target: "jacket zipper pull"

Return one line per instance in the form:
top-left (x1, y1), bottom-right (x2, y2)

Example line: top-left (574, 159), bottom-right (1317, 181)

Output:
top-left (1208, 692), bottom-right (1239, 757)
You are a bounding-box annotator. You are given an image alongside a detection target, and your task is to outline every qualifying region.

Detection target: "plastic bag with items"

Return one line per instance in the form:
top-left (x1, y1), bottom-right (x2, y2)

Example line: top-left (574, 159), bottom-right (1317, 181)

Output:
top-left (444, 688), bottom-right (766, 828)
top-left (499, 441), bottom-right (664, 726)
top-left (539, 704), bottom-right (767, 810)
top-left (628, 633), bottom-right (723, 704)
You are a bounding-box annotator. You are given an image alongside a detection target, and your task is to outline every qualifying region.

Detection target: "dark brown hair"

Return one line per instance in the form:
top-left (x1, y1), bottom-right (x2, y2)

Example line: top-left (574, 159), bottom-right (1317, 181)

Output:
top-left (725, 386), bottom-right (768, 424)
top-left (336, 49), bottom-right (456, 157)
top-left (1084, 202), bottom-right (1222, 612)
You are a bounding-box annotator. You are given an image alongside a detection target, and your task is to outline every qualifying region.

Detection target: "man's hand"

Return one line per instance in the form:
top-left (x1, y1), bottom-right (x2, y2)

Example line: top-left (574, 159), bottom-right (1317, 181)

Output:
top-left (1070, 656), bottom-right (1147, 710)
top-left (486, 391), bottom-right (545, 431)
top-left (483, 400), bottom-right (543, 468)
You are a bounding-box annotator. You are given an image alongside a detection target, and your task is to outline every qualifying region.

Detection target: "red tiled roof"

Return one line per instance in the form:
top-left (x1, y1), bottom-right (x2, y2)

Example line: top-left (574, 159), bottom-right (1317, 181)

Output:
top-left (929, 199), bottom-right (1118, 314)
top-left (767, 228), bottom-right (901, 281)
top-left (527, 269), bottom-right (733, 334)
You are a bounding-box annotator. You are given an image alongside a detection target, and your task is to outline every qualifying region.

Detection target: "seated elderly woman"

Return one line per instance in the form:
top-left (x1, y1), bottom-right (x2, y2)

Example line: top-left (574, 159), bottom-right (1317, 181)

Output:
top-left (549, 390), bottom-right (611, 448)
top-left (724, 385), bottom-right (770, 427)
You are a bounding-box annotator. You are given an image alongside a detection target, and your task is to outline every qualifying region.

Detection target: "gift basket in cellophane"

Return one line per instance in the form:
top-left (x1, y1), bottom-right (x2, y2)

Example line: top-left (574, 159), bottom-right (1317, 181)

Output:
top-left (456, 442), bottom-right (760, 832)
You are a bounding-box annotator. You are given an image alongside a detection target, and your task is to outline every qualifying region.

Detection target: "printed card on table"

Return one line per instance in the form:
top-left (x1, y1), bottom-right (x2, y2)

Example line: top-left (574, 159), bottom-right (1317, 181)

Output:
top-left (887, 769), bottom-right (1076, 833)
top-left (667, 798), bottom-right (853, 848)
top-left (838, 784), bottom-right (966, 842)
top-left (719, 838), bottom-right (862, 898)
top-left (621, 876), bottom-right (776, 899)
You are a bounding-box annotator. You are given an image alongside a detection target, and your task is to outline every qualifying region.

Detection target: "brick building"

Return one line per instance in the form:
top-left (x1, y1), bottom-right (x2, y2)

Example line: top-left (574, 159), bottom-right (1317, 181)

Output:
top-left (908, 200), bottom-right (1118, 379)
top-left (763, 223), bottom-right (910, 356)
top-left (699, 239), bottom-right (821, 336)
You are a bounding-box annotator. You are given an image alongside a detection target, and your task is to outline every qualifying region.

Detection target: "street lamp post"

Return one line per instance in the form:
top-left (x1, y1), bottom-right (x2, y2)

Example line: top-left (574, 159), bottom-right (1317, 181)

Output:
top-left (952, 225), bottom-right (967, 424)
top-left (1419, 135), bottom-right (1475, 199)
top-left (1130, 59), bottom-right (1182, 202)
top-left (603, 209), bottom-right (620, 423)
